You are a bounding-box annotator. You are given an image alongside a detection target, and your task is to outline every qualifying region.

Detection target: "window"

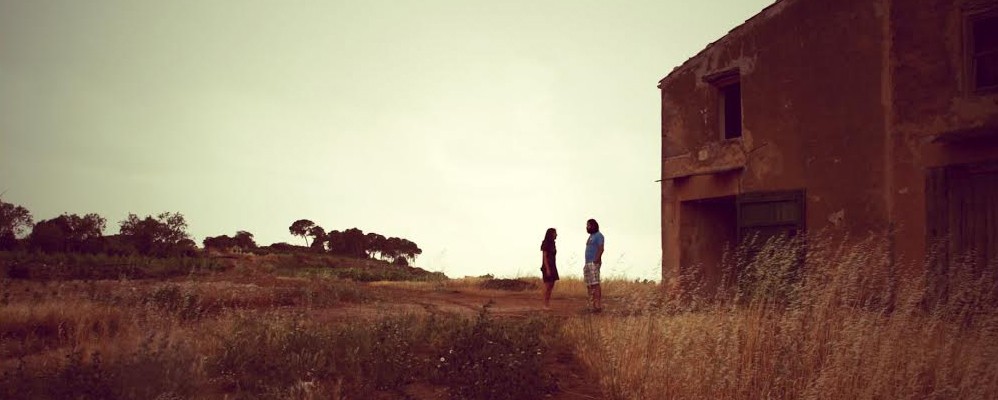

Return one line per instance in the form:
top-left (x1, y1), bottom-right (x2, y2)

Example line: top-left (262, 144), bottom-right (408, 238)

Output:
top-left (969, 9), bottom-right (998, 92)
top-left (703, 69), bottom-right (742, 139)
top-left (720, 82), bottom-right (743, 139)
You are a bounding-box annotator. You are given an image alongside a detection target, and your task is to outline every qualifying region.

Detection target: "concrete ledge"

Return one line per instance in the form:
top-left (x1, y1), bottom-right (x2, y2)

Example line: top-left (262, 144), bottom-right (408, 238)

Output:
top-left (663, 139), bottom-right (747, 179)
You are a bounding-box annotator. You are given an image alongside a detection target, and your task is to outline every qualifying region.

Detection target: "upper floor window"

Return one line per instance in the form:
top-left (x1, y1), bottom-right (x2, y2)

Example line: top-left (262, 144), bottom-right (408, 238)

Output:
top-left (720, 81), bottom-right (743, 139)
top-left (969, 9), bottom-right (998, 92)
top-left (703, 69), bottom-right (742, 139)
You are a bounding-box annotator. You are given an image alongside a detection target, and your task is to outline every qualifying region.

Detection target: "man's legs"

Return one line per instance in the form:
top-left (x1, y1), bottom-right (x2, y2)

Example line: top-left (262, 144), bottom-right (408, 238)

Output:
top-left (584, 262), bottom-right (602, 312)
top-left (593, 284), bottom-right (602, 311)
top-left (586, 284), bottom-right (601, 311)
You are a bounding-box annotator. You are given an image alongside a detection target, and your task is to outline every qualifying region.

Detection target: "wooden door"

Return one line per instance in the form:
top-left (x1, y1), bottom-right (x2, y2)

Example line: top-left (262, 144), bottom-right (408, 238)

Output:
top-left (926, 160), bottom-right (998, 272)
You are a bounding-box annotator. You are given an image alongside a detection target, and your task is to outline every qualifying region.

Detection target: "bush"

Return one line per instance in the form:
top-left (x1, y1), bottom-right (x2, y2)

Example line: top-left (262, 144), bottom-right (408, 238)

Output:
top-left (0, 336), bottom-right (199, 400)
top-left (144, 285), bottom-right (203, 320)
top-left (203, 310), bottom-right (558, 399)
top-left (432, 305), bottom-right (556, 399)
top-left (479, 278), bottom-right (538, 291)
top-left (205, 314), bottom-right (427, 398)
top-left (0, 252), bottom-right (224, 280)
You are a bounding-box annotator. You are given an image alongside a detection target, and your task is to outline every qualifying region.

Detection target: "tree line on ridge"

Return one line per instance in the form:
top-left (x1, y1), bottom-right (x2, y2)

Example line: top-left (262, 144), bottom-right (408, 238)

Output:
top-left (0, 200), bottom-right (421, 265)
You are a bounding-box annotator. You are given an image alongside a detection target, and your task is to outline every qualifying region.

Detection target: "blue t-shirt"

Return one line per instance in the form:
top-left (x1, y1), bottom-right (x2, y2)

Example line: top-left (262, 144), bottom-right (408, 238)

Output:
top-left (585, 231), bottom-right (604, 263)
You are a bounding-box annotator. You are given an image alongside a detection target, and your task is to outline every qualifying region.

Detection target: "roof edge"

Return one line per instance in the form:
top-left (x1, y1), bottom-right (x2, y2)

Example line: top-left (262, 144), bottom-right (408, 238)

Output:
top-left (657, 0), bottom-right (791, 88)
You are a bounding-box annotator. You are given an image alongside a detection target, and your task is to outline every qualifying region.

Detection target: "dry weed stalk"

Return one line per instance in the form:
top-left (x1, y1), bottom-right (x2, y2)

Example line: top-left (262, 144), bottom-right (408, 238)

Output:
top-left (565, 232), bottom-right (998, 400)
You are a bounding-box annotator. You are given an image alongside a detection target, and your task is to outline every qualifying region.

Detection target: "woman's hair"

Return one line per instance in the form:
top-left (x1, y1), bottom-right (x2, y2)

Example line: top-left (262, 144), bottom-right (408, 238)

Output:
top-left (542, 228), bottom-right (557, 249)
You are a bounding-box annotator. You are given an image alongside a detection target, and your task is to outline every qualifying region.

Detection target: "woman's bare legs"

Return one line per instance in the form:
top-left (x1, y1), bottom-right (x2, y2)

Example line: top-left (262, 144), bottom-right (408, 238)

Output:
top-left (543, 281), bottom-right (555, 308)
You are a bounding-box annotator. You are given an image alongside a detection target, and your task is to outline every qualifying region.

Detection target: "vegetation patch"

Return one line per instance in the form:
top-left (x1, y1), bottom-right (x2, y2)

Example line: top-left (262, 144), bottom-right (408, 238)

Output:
top-left (0, 252), bottom-right (224, 281)
top-left (1, 336), bottom-right (200, 400)
top-left (562, 234), bottom-right (998, 400)
top-left (478, 278), bottom-right (538, 292)
top-left (201, 309), bottom-right (559, 399)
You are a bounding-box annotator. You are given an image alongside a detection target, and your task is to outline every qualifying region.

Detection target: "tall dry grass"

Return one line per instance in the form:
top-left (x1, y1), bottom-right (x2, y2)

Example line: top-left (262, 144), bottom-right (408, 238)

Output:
top-left (541, 276), bottom-right (658, 300)
top-left (0, 301), bottom-right (127, 358)
top-left (564, 233), bottom-right (998, 399)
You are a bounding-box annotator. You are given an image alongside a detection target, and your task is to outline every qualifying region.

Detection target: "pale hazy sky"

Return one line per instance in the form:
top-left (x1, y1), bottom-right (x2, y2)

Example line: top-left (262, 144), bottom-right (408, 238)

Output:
top-left (1, 0), bottom-right (773, 280)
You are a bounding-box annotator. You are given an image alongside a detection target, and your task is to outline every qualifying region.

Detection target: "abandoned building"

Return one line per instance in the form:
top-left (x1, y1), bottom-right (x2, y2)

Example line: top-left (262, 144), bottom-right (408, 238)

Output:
top-left (659, 0), bottom-right (998, 289)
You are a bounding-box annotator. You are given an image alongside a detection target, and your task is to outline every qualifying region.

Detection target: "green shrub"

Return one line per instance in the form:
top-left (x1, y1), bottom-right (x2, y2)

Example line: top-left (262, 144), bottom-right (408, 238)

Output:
top-left (204, 314), bottom-right (427, 398)
top-left (143, 285), bottom-right (204, 320)
top-left (0, 251), bottom-right (224, 281)
top-left (478, 278), bottom-right (538, 291)
top-left (431, 306), bottom-right (555, 399)
top-left (204, 310), bottom-right (557, 399)
top-left (0, 336), bottom-right (199, 400)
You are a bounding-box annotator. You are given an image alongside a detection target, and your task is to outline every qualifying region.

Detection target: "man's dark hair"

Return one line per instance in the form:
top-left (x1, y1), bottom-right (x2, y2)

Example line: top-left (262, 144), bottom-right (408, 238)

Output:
top-left (587, 219), bottom-right (599, 233)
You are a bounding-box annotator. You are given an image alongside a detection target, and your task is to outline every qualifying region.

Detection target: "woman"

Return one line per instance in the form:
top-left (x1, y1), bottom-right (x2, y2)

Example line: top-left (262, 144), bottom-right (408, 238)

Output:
top-left (540, 228), bottom-right (559, 308)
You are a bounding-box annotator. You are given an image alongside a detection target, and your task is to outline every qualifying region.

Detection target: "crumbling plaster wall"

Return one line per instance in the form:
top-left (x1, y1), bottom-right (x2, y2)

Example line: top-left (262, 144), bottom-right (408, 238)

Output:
top-left (660, 0), bottom-right (890, 284)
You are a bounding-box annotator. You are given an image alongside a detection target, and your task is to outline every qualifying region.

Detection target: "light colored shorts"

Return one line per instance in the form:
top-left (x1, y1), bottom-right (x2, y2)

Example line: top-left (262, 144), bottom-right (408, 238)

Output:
top-left (584, 262), bottom-right (601, 286)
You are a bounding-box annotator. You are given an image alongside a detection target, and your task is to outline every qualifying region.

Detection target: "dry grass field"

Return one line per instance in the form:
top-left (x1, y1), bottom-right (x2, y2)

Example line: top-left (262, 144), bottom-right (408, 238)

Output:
top-left (1, 235), bottom-right (996, 399)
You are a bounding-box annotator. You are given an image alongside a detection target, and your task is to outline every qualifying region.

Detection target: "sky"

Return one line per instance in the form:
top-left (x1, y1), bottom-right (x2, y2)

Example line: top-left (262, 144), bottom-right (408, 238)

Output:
top-left (1, 0), bottom-right (774, 280)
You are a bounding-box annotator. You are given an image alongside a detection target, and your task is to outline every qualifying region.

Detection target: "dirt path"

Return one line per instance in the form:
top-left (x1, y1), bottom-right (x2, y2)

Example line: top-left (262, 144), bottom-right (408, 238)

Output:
top-left (394, 288), bottom-right (595, 317)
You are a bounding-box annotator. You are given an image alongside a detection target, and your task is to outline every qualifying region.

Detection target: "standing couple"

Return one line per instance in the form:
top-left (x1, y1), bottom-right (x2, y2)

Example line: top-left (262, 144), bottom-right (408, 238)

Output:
top-left (540, 218), bottom-right (604, 312)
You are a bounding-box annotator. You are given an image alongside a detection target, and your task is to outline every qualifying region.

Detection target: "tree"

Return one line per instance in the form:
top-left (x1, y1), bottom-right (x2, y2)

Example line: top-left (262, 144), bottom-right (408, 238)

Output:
top-left (233, 230), bottom-right (257, 249)
top-left (28, 219), bottom-right (68, 253)
top-left (176, 238), bottom-right (198, 257)
top-left (203, 235), bottom-right (236, 252)
top-left (326, 230), bottom-right (345, 254)
top-left (118, 212), bottom-right (191, 257)
top-left (307, 226), bottom-right (326, 252)
top-left (0, 200), bottom-right (33, 237)
top-left (27, 213), bottom-right (106, 253)
top-left (102, 234), bottom-right (138, 256)
top-left (342, 228), bottom-right (368, 258)
top-left (397, 238), bottom-right (422, 264)
top-left (365, 232), bottom-right (387, 259)
top-left (0, 200), bottom-right (33, 250)
top-left (289, 219), bottom-right (315, 246)
top-left (65, 213), bottom-right (106, 251)
top-left (267, 242), bottom-right (298, 253)
top-left (383, 236), bottom-right (403, 262)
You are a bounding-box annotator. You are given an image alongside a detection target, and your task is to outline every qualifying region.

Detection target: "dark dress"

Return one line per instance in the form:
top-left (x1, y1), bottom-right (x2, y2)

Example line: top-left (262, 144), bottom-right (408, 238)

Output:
top-left (541, 240), bottom-right (559, 282)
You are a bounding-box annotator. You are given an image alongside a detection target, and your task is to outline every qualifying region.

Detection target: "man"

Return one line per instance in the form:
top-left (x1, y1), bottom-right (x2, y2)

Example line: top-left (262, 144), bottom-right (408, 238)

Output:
top-left (584, 218), bottom-right (604, 312)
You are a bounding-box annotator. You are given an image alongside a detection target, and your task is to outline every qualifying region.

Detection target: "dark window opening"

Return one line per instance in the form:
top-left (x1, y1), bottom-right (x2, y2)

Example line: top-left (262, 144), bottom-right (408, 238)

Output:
top-left (721, 82), bottom-right (742, 139)
top-left (703, 69), bottom-right (742, 140)
top-left (970, 11), bottom-right (998, 91)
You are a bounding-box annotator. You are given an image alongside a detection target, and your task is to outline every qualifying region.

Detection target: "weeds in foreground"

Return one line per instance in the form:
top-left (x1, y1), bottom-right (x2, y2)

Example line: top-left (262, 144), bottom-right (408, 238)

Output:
top-left (564, 233), bottom-right (998, 400)
top-left (1, 334), bottom-right (199, 400)
top-left (1, 306), bottom-right (561, 400)
top-left (205, 307), bottom-right (558, 399)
